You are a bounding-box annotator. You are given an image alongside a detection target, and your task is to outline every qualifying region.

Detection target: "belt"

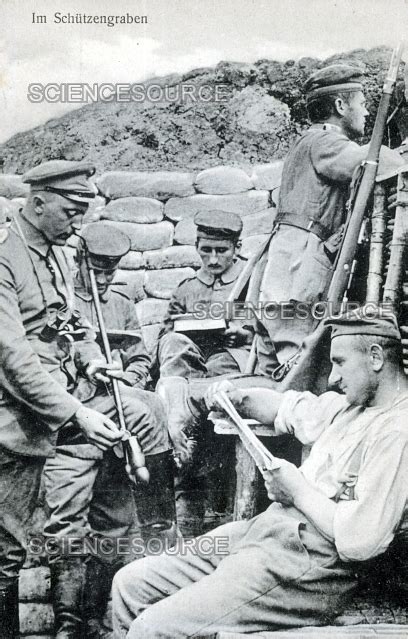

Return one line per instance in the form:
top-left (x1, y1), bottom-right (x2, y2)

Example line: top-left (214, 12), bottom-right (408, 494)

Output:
top-left (275, 212), bottom-right (333, 242)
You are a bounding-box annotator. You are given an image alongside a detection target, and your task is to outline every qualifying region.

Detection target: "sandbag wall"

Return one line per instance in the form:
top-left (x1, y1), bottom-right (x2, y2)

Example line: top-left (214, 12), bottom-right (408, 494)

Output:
top-left (0, 162), bottom-right (283, 637)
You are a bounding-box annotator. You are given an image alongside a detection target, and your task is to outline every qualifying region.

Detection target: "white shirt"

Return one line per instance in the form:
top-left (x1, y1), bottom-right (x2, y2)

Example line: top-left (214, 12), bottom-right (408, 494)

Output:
top-left (275, 390), bottom-right (408, 562)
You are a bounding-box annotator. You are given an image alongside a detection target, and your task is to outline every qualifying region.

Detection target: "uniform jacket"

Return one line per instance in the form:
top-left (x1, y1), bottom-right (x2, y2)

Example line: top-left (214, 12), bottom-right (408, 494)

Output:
top-left (0, 214), bottom-right (98, 457)
top-left (278, 123), bottom-right (366, 239)
top-left (159, 257), bottom-right (252, 367)
top-left (74, 278), bottom-right (151, 401)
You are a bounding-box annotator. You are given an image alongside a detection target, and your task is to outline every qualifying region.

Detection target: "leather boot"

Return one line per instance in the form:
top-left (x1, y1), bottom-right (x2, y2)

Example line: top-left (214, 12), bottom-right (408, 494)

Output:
top-left (0, 580), bottom-right (19, 639)
top-left (156, 376), bottom-right (196, 466)
top-left (83, 556), bottom-right (116, 639)
top-left (49, 557), bottom-right (85, 639)
top-left (132, 450), bottom-right (179, 554)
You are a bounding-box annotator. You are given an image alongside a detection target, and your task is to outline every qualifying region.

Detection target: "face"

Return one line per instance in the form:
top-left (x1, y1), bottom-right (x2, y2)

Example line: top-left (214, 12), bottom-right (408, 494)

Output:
top-left (35, 193), bottom-right (88, 245)
top-left (196, 238), bottom-right (237, 276)
top-left (78, 256), bottom-right (117, 296)
top-left (340, 90), bottom-right (369, 139)
top-left (328, 335), bottom-right (378, 406)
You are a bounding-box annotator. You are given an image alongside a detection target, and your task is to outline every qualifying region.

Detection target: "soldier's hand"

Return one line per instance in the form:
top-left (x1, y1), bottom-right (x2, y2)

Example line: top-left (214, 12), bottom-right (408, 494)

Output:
top-left (205, 379), bottom-right (245, 411)
top-left (74, 406), bottom-right (125, 451)
top-left (223, 324), bottom-right (252, 347)
top-left (170, 429), bottom-right (196, 468)
top-left (263, 462), bottom-right (304, 506)
top-left (85, 358), bottom-right (123, 384)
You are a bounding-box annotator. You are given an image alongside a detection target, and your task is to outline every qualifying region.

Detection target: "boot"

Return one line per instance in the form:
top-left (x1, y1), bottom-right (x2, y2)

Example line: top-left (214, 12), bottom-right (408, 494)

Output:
top-left (132, 450), bottom-right (179, 554)
top-left (49, 557), bottom-right (85, 639)
top-left (156, 376), bottom-right (197, 466)
top-left (0, 580), bottom-right (19, 639)
top-left (83, 557), bottom-right (116, 639)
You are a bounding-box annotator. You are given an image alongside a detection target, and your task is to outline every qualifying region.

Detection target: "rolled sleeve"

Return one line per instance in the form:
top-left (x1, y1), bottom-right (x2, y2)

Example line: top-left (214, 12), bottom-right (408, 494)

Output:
top-left (275, 390), bottom-right (346, 445)
top-left (334, 429), bottom-right (408, 562)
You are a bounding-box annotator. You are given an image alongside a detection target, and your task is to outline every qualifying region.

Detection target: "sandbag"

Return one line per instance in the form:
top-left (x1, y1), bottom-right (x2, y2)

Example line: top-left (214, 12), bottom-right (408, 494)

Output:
top-left (144, 267), bottom-right (195, 299)
top-left (194, 166), bottom-right (253, 194)
top-left (96, 171), bottom-right (195, 200)
top-left (165, 190), bottom-right (269, 222)
top-left (101, 220), bottom-right (174, 251)
top-left (101, 196), bottom-right (164, 223)
top-left (144, 245), bottom-right (201, 270)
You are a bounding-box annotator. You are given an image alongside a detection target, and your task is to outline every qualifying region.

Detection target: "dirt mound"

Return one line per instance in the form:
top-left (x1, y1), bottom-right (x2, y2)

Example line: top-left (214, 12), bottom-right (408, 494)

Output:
top-left (0, 46), bottom-right (404, 174)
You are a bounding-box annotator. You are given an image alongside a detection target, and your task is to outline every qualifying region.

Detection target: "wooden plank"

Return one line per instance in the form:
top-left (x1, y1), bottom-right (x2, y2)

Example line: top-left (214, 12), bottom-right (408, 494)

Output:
top-left (233, 440), bottom-right (259, 520)
top-left (210, 624), bottom-right (408, 638)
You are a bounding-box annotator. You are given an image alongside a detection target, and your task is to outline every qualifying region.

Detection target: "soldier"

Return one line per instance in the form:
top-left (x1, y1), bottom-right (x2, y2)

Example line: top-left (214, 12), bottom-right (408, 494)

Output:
top-left (74, 221), bottom-right (150, 389)
top-left (155, 211), bottom-right (254, 534)
top-left (112, 307), bottom-right (408, 639)
top-left (156, 210), bottom-right (254, 461)
top-left (0, 161), bottom-right (125, 639)
top-left (43, 222), bottom-right (177, 638)
top-left (256, 64), bottom-right (404, 376)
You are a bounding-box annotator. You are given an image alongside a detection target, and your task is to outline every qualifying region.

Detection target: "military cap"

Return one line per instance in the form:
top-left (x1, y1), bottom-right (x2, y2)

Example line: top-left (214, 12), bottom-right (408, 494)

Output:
top-left (79, 222), bottom-right (131, 269)
top-left (305, 64), bottom-right (365, 104)
top-left (23, 160), bottom-right (97, 203)
top-left (194, 210), bottom-right (243, 240)
top-left (325, 305), bottom-right (401, 341)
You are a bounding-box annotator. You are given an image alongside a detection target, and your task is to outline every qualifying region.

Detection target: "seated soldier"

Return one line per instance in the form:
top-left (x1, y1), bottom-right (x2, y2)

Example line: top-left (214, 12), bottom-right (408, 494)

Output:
top-left (43, 223), bottom-right (177, 639)
top-left (156, 210), bottom-right (254, 462)
top-left (112, 307), bottom-right (408, 639)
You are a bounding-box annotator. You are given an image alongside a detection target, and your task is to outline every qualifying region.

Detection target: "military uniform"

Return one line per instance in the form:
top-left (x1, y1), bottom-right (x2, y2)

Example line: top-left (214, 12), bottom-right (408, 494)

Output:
top-left (156, 211), bottom-right (253, 536)
top-left (158, 257), bottom-right (252, 378)
top-left (158, 210), bottom-right (253, 380)
top-left (0, 161), bottom-right (97, 638)
top-left (255, 65), bottom-right (403, 375)
top-left (41, 222), bottom-right (176, 638)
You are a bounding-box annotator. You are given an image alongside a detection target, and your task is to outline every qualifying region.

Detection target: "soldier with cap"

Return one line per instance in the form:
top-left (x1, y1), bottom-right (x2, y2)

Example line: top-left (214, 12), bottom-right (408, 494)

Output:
top-left (42, 221), bottom-right (178, 638)
top-left (0, 160), bottom-right (126, 638)
top-left (113, 305), bottom-right (408, 639)
top-left (154, 210), bottom-right (253, 532)
top-left (255, 64), bottom-right (404, 376)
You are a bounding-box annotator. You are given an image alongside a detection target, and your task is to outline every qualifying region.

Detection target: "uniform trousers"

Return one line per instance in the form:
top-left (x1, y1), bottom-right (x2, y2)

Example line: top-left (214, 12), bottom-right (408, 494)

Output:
top-left (256, 227), bottom-right (333, 372)
top-left (112, 503), bottom-right (356, 639)
top-left (43, 387), bottom-right (170, 564)
top-left (158, 332), bottom-right (244, 378)
top-left (0, 447), bottom-right (44, 582)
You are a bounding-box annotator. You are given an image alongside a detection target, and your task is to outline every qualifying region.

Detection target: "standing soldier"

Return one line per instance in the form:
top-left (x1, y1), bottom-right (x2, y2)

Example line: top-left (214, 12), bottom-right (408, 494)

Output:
top-left (0, 161), bottom-right (125, 639)
top-left (256, 64), bottom-right (403, 375)
top-left (43, 222), bottom-right (177, 638)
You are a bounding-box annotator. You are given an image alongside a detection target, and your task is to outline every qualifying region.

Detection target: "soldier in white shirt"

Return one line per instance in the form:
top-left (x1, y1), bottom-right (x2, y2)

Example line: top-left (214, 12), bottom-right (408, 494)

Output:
top-left (112, 306), bottom-right (408, 638)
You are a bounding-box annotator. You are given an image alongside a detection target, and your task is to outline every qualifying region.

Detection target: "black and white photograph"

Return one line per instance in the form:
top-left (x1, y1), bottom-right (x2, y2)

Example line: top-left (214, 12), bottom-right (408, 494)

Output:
top-left (0, 0), bottom-right (408, 637)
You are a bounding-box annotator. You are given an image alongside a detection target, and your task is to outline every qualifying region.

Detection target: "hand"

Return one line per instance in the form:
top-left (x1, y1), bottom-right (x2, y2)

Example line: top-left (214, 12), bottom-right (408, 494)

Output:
top-left (170, 428), bottom-right (196, 467)
top-left (223, 324), bottom-right (252, 347)
top-left (85, 358), bottom-right (123, 384)
top-left (205, 379), bottom-right (245, 411)
top-left (263, 461), bottom-right (305, 506)
top-left (74, 406), bottom-right (125, 451)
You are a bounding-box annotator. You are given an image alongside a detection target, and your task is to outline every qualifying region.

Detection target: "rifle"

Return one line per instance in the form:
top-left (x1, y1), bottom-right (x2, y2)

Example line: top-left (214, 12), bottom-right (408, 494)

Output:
top-left (328, 42), bottom-right (405, 313)
top-left (280, 42), bottom-right (405, 391)
top-left (80, 238), bottom-right (150, 484)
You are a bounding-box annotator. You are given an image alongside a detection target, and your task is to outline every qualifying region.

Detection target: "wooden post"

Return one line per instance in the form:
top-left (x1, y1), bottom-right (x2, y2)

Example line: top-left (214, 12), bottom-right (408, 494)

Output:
top-left (367, 182), bottom-right (387, 303)
top-left (383, 171), bottom-right (408, 313)
top-left (233, 441), bottom-right (259, 520)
